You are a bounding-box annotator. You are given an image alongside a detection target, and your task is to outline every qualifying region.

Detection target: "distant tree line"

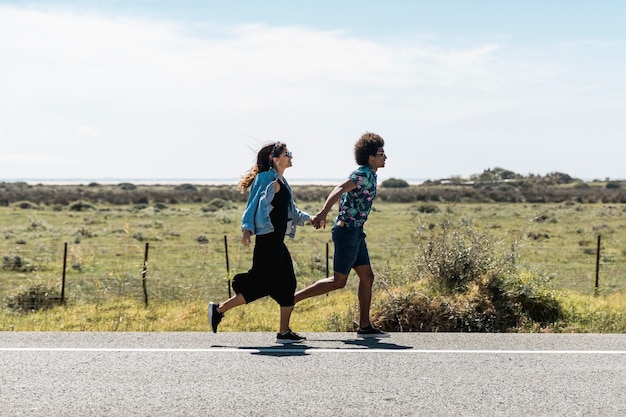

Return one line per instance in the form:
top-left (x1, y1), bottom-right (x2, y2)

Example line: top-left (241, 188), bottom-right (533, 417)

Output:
top-left (1, 167), bottom-right (625, 207)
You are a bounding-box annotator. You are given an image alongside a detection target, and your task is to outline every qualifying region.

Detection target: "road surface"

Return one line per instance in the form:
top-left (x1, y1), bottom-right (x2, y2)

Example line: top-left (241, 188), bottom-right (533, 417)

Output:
top-left (1, 332), bottom-right (624, 416)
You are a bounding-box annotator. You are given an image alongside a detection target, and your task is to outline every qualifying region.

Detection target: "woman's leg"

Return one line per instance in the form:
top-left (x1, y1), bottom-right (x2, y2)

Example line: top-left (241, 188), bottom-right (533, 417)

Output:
top-left (279, 305), bottom-right (294, 334)
top-left (209, 292), bottom-right (246, 333)
top-left (218, 293), bottom-right (246, 313)
top-left (274, 243), bottom-right (296, 334)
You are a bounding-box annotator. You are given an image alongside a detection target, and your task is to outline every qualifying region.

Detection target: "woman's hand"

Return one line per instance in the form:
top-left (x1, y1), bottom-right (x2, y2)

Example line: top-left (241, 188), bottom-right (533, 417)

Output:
top-left (241, 229), bottom-right (252, 247)
top-left (312, 212), bottom-right (327, 229)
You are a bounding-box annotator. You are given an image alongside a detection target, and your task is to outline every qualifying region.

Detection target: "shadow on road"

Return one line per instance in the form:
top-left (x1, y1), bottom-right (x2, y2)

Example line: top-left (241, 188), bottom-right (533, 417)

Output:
top-left (227, 337), bottom-right (413, 357)
top-left (247, 345), bottom-right (311, 357)
top-left (341, 338), bottom-right (412, 350)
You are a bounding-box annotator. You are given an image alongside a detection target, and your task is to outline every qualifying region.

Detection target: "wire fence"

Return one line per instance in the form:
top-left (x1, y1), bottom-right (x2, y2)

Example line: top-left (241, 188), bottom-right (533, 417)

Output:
top-left (1, 234), bottom-right (624, 310)
top-left (0, 236), bottom-right (331, 308)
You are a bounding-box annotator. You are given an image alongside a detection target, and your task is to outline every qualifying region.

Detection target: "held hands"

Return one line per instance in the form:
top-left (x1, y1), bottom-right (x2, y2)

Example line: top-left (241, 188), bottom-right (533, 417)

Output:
top-left (311, 212), bottom-right (327, 229)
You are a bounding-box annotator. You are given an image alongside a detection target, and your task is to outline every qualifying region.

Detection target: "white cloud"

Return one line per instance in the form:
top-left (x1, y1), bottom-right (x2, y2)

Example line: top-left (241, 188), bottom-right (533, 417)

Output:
top-left (0, 5), bottom-right (624, 181)
top-left (75, 126), bottom-right (99, 138)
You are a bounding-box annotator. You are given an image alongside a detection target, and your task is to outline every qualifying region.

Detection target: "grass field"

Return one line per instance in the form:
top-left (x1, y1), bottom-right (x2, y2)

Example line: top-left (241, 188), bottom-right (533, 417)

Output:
top-left (1, 198), bottom-right (624, 332)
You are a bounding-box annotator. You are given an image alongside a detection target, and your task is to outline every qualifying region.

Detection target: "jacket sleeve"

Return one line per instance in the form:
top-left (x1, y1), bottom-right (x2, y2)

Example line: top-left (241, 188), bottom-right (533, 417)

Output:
top-left (241, 180), bottom-right (261, 234)
top-left (293, 207), bottom-right (311, 226)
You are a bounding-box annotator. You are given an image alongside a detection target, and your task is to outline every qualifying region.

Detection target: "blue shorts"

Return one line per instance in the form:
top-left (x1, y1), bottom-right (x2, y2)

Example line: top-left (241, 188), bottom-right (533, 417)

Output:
top-left (331, 224), bottom-right (370, 275)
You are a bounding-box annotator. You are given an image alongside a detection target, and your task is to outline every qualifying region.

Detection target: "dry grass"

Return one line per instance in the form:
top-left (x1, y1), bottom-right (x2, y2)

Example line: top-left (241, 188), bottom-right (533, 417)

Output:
top-left (0, 291), bottom-right (361, 333)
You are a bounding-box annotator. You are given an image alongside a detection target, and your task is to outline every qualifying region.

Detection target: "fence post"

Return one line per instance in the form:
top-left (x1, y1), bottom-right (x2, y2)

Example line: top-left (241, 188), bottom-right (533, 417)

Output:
top-left (224, 235), bottom-right (232, 298)
top-left (142, 242), bottom-right (149, 306)
top-left (594, 235), bottom-right (601, 294)
top-left (325, 242), bottom-right (329, 278)
top-left (61, 242), bottom-right (67, 305)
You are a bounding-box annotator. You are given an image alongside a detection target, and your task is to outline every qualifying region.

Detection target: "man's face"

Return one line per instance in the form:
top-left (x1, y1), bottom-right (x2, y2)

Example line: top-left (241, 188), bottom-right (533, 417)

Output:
top-left (370, 147), bottom-right (387, 169)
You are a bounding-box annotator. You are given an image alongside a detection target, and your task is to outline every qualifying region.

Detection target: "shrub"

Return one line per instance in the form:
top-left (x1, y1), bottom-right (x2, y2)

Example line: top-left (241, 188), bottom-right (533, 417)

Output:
top-left (118, 182), bottom-right (137, 190)
top-left (69, 201), bottom-right (94, 211)
top-left (415, 215), bottom-right (507, 292)
top-left (175, 183), bottom-right (198, 192)
top-left (202, 198), bottom-right (231, 212)
top-left (381, 178), bottom-right (409, 188)
top-left (374, 211), bottom-right (562, 331)
top-left (485, 272), bottom-right (562, 324)
top-left (6, 284), bottom-right (61, 312)
top-left (2, 254), bottom-right (37, 272)
top-left (375, 271), bottom-right (562, 332)
top-left (16, 201), bottom-right (38, 209)
top-left (133, 196), bottom-right (149, 205)
top-left (416, 203), bottom-right (440, 214)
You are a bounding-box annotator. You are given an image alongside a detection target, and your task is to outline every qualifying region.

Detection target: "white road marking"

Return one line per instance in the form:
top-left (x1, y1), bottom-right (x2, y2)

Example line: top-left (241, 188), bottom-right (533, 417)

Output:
top-left (1, 347), bottom-right (624, 354)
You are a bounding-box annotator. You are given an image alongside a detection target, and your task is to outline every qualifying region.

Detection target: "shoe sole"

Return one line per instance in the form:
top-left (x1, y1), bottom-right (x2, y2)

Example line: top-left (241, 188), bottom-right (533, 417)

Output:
top-left (275, 339), bottom-right (305, 344)
top-left (208, 302), bottom-right (218, 333)
top-left (357, 333), bottom-right (390, 338)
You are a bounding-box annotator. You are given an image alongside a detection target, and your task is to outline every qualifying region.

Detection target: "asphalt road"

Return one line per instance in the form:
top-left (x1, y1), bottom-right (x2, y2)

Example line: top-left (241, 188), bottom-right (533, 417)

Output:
top-left (1, 332), bottom-right (624, 416)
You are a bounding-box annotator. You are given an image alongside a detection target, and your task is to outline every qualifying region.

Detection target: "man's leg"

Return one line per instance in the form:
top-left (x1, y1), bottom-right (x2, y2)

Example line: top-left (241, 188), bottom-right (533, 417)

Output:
top-left (294, 272), bottom-right (349, 303)
top-left (353, 264), bottom-right (374, 328)
top-left (352, 264), bottom-right (389, 337)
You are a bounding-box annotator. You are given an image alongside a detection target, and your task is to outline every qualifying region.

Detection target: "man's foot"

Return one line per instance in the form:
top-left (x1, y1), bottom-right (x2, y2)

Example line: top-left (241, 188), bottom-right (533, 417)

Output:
top-left (357, 324), bottom-right (389, 338)
top-left (208, 302), bottom-right (223, 333)
top-left (276, 329), bottom-right (306, 344)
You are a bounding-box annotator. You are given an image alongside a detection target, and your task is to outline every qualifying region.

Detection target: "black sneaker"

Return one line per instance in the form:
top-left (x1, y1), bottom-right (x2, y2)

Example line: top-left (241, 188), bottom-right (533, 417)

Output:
top-left (208, 302), bottom-right (223, 333)
top-left (276, 329), bottom-right (306, 344)
top-left (357, 324), bottom-right (390, 338)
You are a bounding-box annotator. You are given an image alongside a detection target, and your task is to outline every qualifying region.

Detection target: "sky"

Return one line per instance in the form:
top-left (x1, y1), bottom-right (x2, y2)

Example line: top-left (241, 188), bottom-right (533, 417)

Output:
top-left (1, 0), bottom-right (625, 183)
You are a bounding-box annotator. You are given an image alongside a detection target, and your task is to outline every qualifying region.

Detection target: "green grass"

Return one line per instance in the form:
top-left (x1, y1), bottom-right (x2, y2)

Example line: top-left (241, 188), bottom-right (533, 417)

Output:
top-left (1, 200), bottom-right (625, 332)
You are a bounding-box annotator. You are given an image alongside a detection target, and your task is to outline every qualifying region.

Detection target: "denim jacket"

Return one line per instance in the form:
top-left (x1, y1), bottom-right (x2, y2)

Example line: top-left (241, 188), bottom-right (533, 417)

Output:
top-left (241, 169), bottom-right (310, 238)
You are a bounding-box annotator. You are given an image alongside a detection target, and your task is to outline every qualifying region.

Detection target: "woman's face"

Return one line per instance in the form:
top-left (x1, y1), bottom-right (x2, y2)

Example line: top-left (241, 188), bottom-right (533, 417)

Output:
top-left (274, 148), bottom-right (293, 170)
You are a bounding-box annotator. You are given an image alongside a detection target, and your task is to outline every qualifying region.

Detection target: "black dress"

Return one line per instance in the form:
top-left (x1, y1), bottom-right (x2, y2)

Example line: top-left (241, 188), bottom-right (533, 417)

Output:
top-left (231, 179), bottom-right (296, 306)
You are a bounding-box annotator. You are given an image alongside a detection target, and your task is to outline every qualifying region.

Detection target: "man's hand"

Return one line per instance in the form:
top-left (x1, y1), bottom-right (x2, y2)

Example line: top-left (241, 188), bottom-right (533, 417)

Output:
top-left (312, 212), bottom-right (327, 229)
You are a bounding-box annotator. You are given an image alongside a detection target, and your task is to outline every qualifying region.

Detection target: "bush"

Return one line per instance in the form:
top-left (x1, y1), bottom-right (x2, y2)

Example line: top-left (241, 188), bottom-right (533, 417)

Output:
top-left (16, 201), bottom-right (38, 209)
top-left (69, 200), bottom-right (95, 211)
top-left (2, 254), bottom-right (37, 272)
top-left (374, 211), bottom-right (562, 332)
top-left (202, 198), bottom-right (231, 212)
top-left (415, 215), bottom-right (506, 292)
top-left (375, 271), bottom-right (562, 332)
top-left (416, 203), bottom-right (440, 214)
top-left (6, 284), bottom-right (61, 312)
top-left (485, 272), bottom-right (562, 324)
top-left (118, 182), bottom-right (137, 190)
top-left (175, 183), bottom-right (198, 192)
top-left (381, 178), bottom-right (409, 188)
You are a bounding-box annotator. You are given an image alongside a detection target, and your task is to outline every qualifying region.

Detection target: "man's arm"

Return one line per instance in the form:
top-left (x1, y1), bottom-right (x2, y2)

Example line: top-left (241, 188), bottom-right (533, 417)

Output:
top-left (314, 178), bottom-right (357, 228)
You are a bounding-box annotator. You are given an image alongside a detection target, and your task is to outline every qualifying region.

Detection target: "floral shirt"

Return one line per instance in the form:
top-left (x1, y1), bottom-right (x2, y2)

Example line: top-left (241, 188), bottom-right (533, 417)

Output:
top-left (336, 165), bottom-right (377, 228)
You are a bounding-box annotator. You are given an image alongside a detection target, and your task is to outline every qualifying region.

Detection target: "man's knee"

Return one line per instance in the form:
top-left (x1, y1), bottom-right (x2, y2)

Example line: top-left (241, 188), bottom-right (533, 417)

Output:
top-left (355, 266), bottom-right (375, 284)
top-left (331, 274), bottom-right (349, 289)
